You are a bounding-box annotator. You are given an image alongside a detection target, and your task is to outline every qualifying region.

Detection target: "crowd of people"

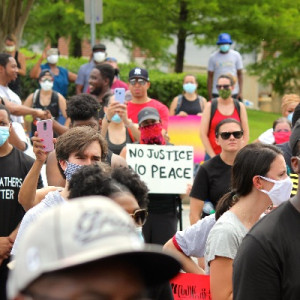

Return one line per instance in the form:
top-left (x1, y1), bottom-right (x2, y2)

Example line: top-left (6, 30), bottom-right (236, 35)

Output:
top-left (1, 31), bottom-right (300, 300)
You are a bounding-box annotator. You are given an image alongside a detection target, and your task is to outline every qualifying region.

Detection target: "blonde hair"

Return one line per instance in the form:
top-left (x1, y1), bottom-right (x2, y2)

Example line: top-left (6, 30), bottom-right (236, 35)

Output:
top-left (281, 94), bottom-right (300, 115)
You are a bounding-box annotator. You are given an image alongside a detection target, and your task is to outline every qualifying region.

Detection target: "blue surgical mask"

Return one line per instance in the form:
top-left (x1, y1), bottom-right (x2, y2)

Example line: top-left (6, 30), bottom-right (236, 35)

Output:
top-left (220, 44), bottom-right (230, 53)
top-left (111, 113), bottom-right (122, 123)
top-left (287, 112), bottom-right (294, 123)
top-left (136, 226), bottom-right (144, 242)
top-left (0, 126), bottom-right (10, 146)
top-left (183, 83), bottom-right (197, 94)
top-left (64, 161), bottom-right (84, 181)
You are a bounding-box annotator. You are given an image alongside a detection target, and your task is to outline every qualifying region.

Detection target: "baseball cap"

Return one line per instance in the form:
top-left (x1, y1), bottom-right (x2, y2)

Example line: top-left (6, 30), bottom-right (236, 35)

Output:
top-left (46, 48), bottom-right (59, 56)
top-left (129, 67), bottom-right (149, 81)
top-left (138, 107), bottom-right (160, 125)
top-left (92, 43), bottom-right (106, 52)
top-left (38, 69), bottom-right (54, 80)
top-left (7, 196), bottom-right (181, 299)
top-left (289, 119), bottom-right (300, 156)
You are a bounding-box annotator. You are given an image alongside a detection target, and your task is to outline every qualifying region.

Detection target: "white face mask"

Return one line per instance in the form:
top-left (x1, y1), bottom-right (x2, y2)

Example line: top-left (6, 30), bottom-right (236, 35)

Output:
top-left (5, 45), bottom-right (15, 52)
top-left (93, 52), bottom-right (106, 63)
top-left (259, 175), bottom-right (293, 206)
top-left (40, 80), bottom-right (53, 91)
top-left (47, 55), bottom-right (59, 64)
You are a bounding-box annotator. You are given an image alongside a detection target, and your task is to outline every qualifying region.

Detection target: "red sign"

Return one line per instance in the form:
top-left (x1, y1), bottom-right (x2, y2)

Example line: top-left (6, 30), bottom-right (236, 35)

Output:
top-left (170, 273), bottom-right (211, 300)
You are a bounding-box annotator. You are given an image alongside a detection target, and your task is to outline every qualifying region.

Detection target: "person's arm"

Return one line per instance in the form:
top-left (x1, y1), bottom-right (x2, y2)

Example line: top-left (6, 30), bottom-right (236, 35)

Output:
top-left (189, 198), bottom-right (204, 225)
top-left (44, 110), bottom-right (68, 136)
top-left (163, 239), bottom-right (205, 274)
top-left (239, 102), bottom-right (249, 144)
top-left (200, 102), bottom-right (216, 157)
top-left (30, 56), bottom-right (44, 79)
top-left (159, 104), bottom-right (170, 130)
top-left (57, 93), bottom-right (67, 118)
top-left (111, 153), bottom-right (128, 167)
top-left (119, 104), bottom-right (140, 141)
top-left (237, 69), bottom-right (243, 100)
top-left (197, 96), bottom-right (208, 116)
top-left (46, 151), bottom-right (65, 187)
top-left (0, 236), bottom-right (13, 264)
top-left (76, 84), bottom-right (84, 95)
top-left (100, 101), bottom-right (119, 137)
top-left (210, 257), bottom-right (234, 300)
top-left (68, 71), bottom-right (77, 82)
top-left (8, 123), bottom-right (27, 151)
top-left (17, 52), bottom-right (26, 76)
top-left (119, 146), bottom-right (127, 160)
top-left (169, 96), bottom-right (178, 116)
top-left (207, 71), bottom-right (214, 101)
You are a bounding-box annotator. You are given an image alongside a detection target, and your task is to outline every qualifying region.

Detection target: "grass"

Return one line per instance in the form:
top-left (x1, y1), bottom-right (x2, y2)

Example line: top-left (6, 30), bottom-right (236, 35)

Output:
top-left (247, 109), bottom-right (281, 142)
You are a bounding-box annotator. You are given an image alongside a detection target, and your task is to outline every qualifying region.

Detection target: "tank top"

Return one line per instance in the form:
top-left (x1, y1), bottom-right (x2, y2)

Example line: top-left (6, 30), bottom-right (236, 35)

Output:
top-left (208, 106), bottom-right (241, 155)
top-left (106, 128), bottom-right (133, 155)
top-left (8, 51), bottom-right (22, 97)
top-left (178, 95), bottom-right (203, 115)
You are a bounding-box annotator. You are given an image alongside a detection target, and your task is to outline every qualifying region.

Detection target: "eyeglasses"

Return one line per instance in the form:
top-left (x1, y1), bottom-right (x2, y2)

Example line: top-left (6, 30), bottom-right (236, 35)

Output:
top-left (104, 57), bottom-right (117, 62)
top-left (130, 209), bottom-right (148, 226)
top-left (129, 78), bottom-right (147, 86)
top-left (216, 84), bottom-right (231, 90)
top-left (218, 131), bottom-right (244, 140)
top-left (40, 78), bottom-right (53, 82)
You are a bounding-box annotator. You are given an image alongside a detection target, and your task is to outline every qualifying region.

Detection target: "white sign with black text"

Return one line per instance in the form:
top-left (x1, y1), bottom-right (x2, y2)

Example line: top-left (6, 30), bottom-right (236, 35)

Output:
top-left (126, 144), bottom-right (194, 194)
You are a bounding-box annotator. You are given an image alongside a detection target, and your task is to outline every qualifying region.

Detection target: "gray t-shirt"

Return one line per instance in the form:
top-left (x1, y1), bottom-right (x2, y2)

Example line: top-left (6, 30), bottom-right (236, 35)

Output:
top-left (175, 214), bottom-right (216, 258)
top-left (204, 210), bottom-right (247, 274)
top-left (207, 49), bottom-right (243, 95)
top-left (11, 190), bottom-right (66, 255)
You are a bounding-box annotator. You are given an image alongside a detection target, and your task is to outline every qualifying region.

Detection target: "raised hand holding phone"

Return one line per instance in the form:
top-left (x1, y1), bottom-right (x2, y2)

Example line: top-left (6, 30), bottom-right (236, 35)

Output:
top-left (36, 119), bottom-right (54, 152)
top-left (114, 88), bottom-right (126, 104)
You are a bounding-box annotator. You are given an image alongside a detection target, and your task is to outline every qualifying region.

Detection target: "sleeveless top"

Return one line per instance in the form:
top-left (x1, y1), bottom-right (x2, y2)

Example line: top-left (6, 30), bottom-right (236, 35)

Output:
top-left (208, 106), bottom-right (241, 154)
top-left (8, 51), bottom-right (22, 97)
top-left (106, 128), bottom-right (133, 155)
top-left (178, 95), bottom-right (203, 115)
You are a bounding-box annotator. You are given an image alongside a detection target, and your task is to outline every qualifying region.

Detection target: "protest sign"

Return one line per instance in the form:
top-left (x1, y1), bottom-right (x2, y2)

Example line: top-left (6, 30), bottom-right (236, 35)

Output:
top-left (170, 273), bottom-right (211, 300)
top-left (168, 115), bottom-right (205, 163)
top-left (126, 144), bottom-right (193, 194)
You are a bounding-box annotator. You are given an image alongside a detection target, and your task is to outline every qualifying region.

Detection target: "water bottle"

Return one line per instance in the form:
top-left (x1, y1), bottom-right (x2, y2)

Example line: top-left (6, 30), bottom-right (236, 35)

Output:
top-left (243, 99), bottom-right (254, 108)
top-left (203, 201), bottom-right (215, 215)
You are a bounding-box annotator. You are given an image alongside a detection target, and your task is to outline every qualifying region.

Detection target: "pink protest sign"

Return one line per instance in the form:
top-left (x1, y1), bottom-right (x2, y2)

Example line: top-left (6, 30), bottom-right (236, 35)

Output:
top-left (168, 115), bottom-right (205, 163)
top-left (170, 273), bottom-right (211, 300)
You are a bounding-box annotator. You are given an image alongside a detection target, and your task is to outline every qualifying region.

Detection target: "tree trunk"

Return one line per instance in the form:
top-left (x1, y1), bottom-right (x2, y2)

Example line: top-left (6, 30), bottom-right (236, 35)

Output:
top-left (174, 0), bottom-right (188, 73)
top-left (70, 34), bottom-right (82, 58)
top-left (0, 0), bottom-right (35, 51)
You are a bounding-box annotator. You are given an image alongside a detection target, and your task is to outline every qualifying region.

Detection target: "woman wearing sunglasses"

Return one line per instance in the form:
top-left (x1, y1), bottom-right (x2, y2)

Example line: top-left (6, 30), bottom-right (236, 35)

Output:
top-left (200, 74), bottom-right (249, 160)
top-left (189, 118), bottom-right (244, 225)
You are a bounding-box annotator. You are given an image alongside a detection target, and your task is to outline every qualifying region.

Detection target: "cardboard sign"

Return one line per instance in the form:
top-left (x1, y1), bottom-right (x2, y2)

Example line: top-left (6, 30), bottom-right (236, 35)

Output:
top-left (168, 115), bottom-right (205, 163)
top-left (126, 144), bottom-right (193, 194)
top-left (170, 273), bottom-right (211, 300)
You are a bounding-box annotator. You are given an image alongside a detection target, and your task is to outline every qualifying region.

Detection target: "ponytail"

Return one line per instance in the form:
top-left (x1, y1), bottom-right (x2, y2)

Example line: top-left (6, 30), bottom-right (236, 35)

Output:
top-left (216, 190), bottom-right (238, 220)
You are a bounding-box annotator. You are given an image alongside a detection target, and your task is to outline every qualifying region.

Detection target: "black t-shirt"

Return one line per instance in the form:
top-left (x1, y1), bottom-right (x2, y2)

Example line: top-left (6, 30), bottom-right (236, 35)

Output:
top-left (233, 201), bottom-right (300, 300)
top-left (190, 155), bottom-right (231, 206)
top-left (178, 95), bottom-right (202, 115)
top-left (0, 147), bottom-right (43, 237)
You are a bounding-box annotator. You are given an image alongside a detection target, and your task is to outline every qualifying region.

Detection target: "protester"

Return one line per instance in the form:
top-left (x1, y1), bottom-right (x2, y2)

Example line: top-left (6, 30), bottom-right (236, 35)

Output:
top-left (189, 119), bottom-right (245, 224)
top-left (4, 34), bottom-right (26, 97)
top-left (169, 74), bottom-right (207, 116)
top-left (205, 143), bottom-right (291, 300)
top-left (104, 57), bottom-right (129, 91)
top-left (281, 93), bottom-right (300, 119)
top-left (233, 120), bottom-right (300, 300)
top-left (0, 104), bottom-right (43, 300)
top-left (45, 94), bottom-right (127, 187)
top-left (7, 197), bottom-right (181, 300)
top-left (127, 67), bottom-right (169, 131)
top-left (11, 126), bottom-right (107, 256)
top-left (76, 43), bottom-right (106, 94)
top-left (200, 74), bottom-right (249, 159)
top-left (30, 47), bottom-right (77, 98)
top-left (23, 69), bottom-right (67, 135)
top-left (207, 33), bottom-right (243, 101)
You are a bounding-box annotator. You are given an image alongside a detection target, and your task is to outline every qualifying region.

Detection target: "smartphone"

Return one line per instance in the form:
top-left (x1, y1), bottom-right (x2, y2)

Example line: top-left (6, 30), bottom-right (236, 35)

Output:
top-left (36, 119), bottom-right (54, 152)
top-left (114, 88), bottom-right (126, 104)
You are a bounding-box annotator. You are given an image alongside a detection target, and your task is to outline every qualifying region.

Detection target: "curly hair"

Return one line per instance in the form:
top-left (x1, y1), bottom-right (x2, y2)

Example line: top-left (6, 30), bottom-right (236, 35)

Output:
top-left (111, 167), bottom-right (149, 209)
top-left (66, 94), bottom-right (101, 122)
top-left (281, 94), bottom-right (300, 115)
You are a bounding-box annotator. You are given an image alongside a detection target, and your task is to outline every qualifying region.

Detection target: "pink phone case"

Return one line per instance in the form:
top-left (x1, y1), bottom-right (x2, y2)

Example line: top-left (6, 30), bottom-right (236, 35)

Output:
top-left (36, 119), bottom-right (54, 152)
top-left (114, 88), bottom-right (126, 104)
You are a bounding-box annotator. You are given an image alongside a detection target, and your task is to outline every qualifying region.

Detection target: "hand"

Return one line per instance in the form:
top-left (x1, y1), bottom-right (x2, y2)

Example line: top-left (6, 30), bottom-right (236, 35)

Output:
top-left (44, 110), bottom-right (53, 120)
top-left (178, 111), bottom-right (188, 117)
top-left (0, 237), bottom-right (13, 257)
top-left (32, 131), bottom-right (55, 158)
top-left (34, 109), bottom-right (48, 119)
top-left (106, 102), bottom-right (120, 121)
top-left (41, 46), bottom-right (50, 61)
top-left (186, 184), bottom-right (192, 196)
top-left (117, 104), bottom-right (129, 123)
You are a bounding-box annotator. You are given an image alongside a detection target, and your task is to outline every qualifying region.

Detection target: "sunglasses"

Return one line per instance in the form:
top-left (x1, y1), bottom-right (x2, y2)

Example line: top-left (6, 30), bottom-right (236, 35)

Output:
top-left (129, 78), bottom-right (147, 86)
top-left (216, 84), bottom-right (231, 90)
top-left (218, 131), bottom-right (244, 140)
top-left (130, 209), bottom-right (148, 226)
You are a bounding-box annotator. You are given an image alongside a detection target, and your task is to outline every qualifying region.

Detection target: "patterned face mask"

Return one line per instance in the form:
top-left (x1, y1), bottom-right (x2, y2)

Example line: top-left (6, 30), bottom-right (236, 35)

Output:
top-left (140, 123), bottom-right (166, 145)
top-left (64, 161), bottom-right (84, 181)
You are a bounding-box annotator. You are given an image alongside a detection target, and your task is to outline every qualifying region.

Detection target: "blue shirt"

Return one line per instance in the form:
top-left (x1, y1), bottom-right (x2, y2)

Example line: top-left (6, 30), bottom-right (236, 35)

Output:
top-left (75, 61), bottom-right (95, 92)
top-left (41, 63), bottom-right (69, 97)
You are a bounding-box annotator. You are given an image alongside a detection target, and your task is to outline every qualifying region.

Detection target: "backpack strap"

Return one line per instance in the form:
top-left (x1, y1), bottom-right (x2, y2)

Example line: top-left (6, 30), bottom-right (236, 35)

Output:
top-left (127, 128), bottom-right (135, 142)
top-left (32, 89), bottom-right (40, 107)
top-left (198, 95), bottom-right (204, 112)
top-left (233, 98), bottom-right (241, 118)
top-left (174, 95), bottom-right (183, 115)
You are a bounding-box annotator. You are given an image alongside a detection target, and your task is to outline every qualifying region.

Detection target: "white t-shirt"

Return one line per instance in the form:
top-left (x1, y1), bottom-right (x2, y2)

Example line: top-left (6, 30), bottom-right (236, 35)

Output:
top-left (258, 128), bottom-right (275, 144)
top-left (0, 85), bottom-right (24, 123)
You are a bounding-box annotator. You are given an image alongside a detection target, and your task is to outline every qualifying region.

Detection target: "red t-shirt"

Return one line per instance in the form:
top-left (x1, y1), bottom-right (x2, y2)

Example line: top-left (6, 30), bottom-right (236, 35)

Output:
top-left (111, 79), bottom-right (128, 91)
top-left (127, 99), bottom-right (169, 130)
top-left (208, 107), bottom-right (240, 154)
